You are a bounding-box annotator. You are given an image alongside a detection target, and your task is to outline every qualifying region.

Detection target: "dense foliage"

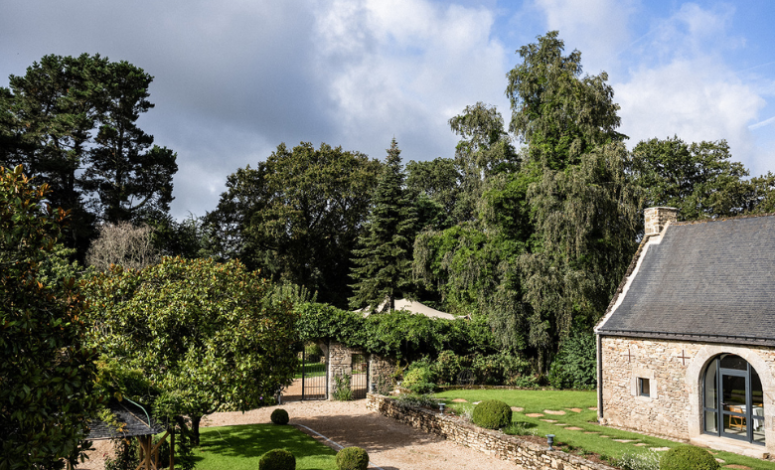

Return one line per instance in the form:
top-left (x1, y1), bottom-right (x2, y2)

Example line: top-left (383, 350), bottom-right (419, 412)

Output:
top-left (295, 302), bottom-right (496, 360)
top-left (547, 332), bottom-right (597, 389)
top-left (472, 400), bottom-right (513, 429)
top-left (0, 54), bottom-right (178, 260)
top-left (349, 139), bottom-right (417, 311)
top-left (336, 447), bottom-right (369, 470)
top-left (0, 165), bottom-right (98, 470)
top-left (205, 141), bottom-right (381, 307)
top-left (82, 257), bottom-right (298, 445)
top-left (659, 446), bottom-right (719, 470)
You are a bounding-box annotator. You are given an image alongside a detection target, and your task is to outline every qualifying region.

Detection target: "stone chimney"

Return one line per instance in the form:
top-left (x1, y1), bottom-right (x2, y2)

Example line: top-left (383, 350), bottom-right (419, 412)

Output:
top-left (644, 207), bottom-right (679, 236)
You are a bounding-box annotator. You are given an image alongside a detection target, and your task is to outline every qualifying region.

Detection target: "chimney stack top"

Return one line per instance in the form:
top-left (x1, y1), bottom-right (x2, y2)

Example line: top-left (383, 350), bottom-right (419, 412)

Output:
top-left (644, 207), bottom-right (679, 236)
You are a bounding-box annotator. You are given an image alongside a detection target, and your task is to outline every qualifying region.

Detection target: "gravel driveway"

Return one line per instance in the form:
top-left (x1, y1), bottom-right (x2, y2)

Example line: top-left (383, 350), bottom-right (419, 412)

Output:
top-left (204, 400), bottom-right (517, 470)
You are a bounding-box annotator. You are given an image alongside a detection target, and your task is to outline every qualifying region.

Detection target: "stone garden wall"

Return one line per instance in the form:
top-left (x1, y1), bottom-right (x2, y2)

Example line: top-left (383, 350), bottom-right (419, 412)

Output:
top-left (367, 393), bottom-right (615, 470)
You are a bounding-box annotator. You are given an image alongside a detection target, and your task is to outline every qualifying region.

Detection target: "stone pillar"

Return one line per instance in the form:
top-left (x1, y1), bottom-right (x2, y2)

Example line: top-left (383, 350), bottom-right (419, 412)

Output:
top-left (644, 207), bottom-right (679, 236)
top-left (368, 354), bottom-right (396, 394)
top-left (327, 341), bottom-right (351, 400)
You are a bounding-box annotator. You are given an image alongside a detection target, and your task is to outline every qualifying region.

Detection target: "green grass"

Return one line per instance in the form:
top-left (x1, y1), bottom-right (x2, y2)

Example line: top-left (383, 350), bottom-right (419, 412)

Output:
top-left (435, 389), bottom-right (775, 470)
top-left (293, 361), bottom-right (326, 379)
top-left (193, 424), bottom-right (337, 470)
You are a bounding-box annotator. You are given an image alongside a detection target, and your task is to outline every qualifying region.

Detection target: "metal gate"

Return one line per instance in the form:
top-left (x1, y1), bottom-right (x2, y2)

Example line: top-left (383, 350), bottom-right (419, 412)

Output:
top-left (284, 346), bottom-right (327, 401)
top-left (351, 354), bottom-right (369, 399)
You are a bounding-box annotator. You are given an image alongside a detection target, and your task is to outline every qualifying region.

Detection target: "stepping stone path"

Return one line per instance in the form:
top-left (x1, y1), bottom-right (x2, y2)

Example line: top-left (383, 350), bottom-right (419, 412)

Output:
top-left (541, 419), bottom-right (558, 423)
top-left (510, 407), bottom-right (524, 412)
top-left (554, 423), bottom-right (569, 427)
top-left (599, 435), bottom-right (610, 438)
top-left (588, 407), bottom-right (596, 410)
top-left (634, 443), bottom-right (649, 447)
top-left (544, 410), bottom-right (566, 415)
top-left (584, 432), bottom-right (599, 434)
top-left (715, 459), bottom-right (725, 463)
top-left (650, 447), bottom-right (671, 451)
top-left (473, 402), bottom-right (481, 405)
top-left (613, 439), bottom-right (636, 443)
top-left (525, 413), bottom-right (544, 418)
top-left (567, 408), bottom-right (583, 413)
top-left (451, 399), bottom-right (468, 403)
top-left (724, 465), bottom-right (751, 469)
top-left (565, 427), bottom-right (583, 431)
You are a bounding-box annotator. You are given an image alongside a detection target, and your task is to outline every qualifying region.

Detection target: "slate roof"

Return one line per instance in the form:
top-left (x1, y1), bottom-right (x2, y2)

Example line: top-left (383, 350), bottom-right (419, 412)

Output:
top-left (88, 400), bottom-right (164, 440)
top-left (597, 214), bottom-right (775, 346)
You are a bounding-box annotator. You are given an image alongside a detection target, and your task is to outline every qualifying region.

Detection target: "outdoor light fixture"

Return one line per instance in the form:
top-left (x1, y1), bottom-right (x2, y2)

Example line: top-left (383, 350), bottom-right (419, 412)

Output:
top-left (438, 402), bottom-right (445, 413)
top-left (546, 434), bottom-right (555, 451)
top-left (370, 382), bottom-right (376, 393)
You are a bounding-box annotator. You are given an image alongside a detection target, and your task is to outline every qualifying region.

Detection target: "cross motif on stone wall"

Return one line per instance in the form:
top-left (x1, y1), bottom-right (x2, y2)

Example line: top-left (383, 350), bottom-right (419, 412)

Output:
top-left (628, 348), bottom-right (631, 363)
top-left (678, 350), bottom-right (690, 365)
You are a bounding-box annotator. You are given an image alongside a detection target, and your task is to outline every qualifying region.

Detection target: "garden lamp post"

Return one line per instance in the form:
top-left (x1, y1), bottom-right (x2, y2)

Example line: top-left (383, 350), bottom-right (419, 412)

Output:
top-left (546, 434), bottom-right (555, 451)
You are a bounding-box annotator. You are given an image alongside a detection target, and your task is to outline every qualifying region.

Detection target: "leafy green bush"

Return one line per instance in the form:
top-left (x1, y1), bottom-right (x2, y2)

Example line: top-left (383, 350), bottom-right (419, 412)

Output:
top-left (402, 361), bottom-right (436, 393)
top-left (304, 342), bottom-right (323, 358)
top-left (259, 449), bottom-right (296, 470)
top-left (333, 374), bottom-right (353, 401)
top-left (614, 452), bottom-right (660, 470)
top-left (395, 393), bottom-right (438, 408)
top-left (472, 400), bottom-right (512, 429)
top-left (270, 408), bottom-right (289, 425)
top-left (659, 446), bottom-right (718, 470)
top-left (547, 331), bottom-right (596, 389)
top-left (336, 446), bottom-right (369, 470)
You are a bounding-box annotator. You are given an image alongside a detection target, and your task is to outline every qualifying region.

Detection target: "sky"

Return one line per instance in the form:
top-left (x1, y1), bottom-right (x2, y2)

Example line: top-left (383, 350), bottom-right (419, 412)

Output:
top-left (2, 0), bottom-right (774, 220)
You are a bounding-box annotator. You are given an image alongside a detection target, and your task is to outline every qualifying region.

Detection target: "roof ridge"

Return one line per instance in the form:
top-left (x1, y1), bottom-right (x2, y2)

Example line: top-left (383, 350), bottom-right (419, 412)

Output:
top-left (673, 211), bottom-right (775, 227)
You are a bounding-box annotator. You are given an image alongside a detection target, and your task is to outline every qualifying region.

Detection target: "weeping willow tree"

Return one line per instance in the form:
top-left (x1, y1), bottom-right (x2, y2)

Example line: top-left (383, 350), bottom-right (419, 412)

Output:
top-left (414, 31), bottom-right (642, 373)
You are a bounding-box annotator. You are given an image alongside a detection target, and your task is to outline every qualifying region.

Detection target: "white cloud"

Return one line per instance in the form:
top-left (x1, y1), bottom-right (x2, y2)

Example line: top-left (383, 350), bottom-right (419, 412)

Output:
top-left (312, 0), bottom-right (511, 160)
top-left (613, 4), bottom-right (768, 173)
top-left (533, 0), bottom-right (639, 75)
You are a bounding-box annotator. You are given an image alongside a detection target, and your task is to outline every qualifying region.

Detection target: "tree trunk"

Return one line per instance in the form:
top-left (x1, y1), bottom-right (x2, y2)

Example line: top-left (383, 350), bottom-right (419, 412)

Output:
top-left (191, 415), bottom-right (202, 447)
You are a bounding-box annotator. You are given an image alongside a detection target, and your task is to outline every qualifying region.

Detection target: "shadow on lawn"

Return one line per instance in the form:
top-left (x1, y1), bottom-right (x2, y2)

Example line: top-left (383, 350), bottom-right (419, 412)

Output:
top-left (198, 424), bottom-right (336, 460)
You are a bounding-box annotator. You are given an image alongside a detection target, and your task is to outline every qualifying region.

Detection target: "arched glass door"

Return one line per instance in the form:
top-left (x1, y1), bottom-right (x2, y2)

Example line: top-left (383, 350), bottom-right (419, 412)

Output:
top-left (703, 354), bottom-right (764, 445)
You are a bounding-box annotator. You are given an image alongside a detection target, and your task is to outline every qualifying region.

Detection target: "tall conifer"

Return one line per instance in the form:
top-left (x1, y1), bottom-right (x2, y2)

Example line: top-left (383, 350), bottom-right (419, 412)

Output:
top-left (349, 139), bottom-right (416, 312)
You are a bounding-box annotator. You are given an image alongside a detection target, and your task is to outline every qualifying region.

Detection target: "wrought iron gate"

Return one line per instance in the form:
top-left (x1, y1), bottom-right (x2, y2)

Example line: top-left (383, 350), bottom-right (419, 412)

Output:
top-left (351, 354), bottom-right (368, 399)
top-left (284, 346), bottom-right (327, 401)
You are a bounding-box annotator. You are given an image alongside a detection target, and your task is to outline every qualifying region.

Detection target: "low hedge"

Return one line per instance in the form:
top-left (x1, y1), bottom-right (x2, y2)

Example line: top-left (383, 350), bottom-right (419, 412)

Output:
top-left (270, 408), bottom-right (289, 425)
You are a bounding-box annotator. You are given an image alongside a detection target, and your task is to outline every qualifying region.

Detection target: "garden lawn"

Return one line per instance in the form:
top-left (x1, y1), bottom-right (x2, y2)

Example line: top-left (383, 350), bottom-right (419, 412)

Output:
top-left (436, 389), bottom-right (775, 470)
top-left (193, 423), bottom-right (337, 470)
top-left (294, 360), bottom-right (326, 379)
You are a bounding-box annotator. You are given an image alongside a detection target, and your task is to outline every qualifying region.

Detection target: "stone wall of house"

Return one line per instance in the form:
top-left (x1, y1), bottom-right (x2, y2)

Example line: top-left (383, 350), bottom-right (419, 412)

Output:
top-left (600, 335), bottom-right (775, 453)
top-left (644, 207), bottom-right (678, 236)
top-left (367, 393), bottom-right (615, 470)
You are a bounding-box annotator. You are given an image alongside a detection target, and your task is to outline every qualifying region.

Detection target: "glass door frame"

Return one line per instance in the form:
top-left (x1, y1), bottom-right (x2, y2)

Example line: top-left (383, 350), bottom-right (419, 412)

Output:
top-left (702, 355), bottom-right (764, 446)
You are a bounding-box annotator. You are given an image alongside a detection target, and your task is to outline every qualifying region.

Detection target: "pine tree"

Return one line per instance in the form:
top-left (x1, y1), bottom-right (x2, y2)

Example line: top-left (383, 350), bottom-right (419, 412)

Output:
top-left (349, 139), bottom-right (417, 312)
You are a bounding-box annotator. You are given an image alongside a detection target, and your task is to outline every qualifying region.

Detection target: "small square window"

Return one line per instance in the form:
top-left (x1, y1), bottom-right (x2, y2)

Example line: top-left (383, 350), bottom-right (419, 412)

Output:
top-left (638, 378), bottom-right (650, 397)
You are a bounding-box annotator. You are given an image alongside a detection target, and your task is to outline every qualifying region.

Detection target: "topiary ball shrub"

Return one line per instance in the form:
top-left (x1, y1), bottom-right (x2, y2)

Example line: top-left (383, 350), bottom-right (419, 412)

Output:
top-left (659, 446), bottom-right (719, 470)
top-left (259, 449), bottom-right (296, 470)
top-left (472, 400), bottom-right (512, 429)
top-left (336, 446), bottom-right (369, 470)
top-left (270, 408), bottom-right (289, 425)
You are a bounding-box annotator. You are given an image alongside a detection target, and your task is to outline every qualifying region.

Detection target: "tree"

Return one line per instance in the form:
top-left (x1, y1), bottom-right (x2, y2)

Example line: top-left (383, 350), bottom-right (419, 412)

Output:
top-left (84, 61), bottom-right (177, 223)
top-left (82, 257), bottom-right (298, 446)
top-left (0, 54), bottom-right (107, 257)
top-left (0, 165), bottom-right (98, 470)
top-left (85, 221), bottom-right (161, 271)
top-left (206, 142), bottom-right (381, 307)
top-left (0, 54), bottom-right (178, 260)
top-left (631, 137), bottom-right (751, 220)
top-left (506, 31), bottom-right (625, 171)
top-left (349, 139), bottom-right (417, 311)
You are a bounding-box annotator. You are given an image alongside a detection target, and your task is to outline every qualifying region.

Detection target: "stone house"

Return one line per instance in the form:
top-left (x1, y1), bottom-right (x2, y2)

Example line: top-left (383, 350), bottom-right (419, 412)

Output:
top-left (595, 207), bottom-right (775, 458)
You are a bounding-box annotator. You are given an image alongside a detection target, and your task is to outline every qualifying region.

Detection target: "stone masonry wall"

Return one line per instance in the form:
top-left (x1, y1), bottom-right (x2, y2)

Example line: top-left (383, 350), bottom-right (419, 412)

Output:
top-left (644, 207), bottom-right (678, 236)
top-left (369, 354), bottom-right (395, 393)
top-left (328, 341), bottom-right (395, 398)
top-left (367, 393), bottom-right (615, 470)
top-left (600, 336), bottom-right (775, 453)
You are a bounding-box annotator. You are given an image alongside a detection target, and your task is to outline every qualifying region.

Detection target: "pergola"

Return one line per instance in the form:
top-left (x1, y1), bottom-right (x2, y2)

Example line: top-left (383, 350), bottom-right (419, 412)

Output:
top-left (85, 400), bottom-right (175, 470)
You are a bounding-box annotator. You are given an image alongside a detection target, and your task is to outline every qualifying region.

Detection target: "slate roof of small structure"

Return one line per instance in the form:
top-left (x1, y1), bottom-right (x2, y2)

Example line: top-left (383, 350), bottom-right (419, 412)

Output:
top-left (88, 400), bottom-right (164, 440)
top-left (597, 214), bottom-right (775, 346)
